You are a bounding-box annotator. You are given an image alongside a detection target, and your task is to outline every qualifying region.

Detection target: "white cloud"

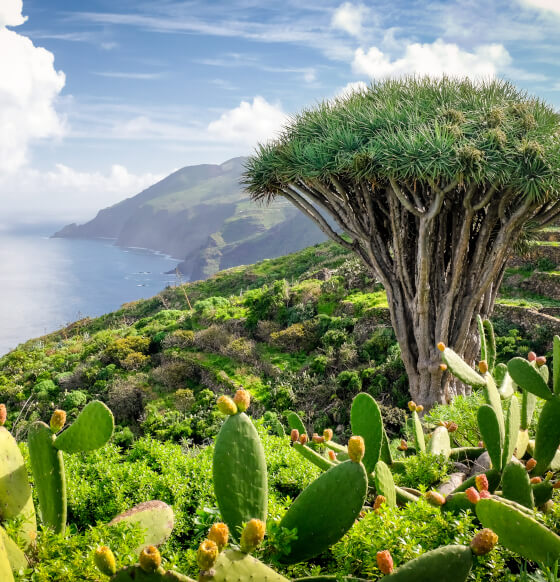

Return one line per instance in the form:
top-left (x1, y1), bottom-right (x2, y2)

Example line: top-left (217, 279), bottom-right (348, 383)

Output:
top-left (207, 96), bottom-right (287, 144)
top-left (336, 80), bottom-right (368, 98)
top-left (0, 0), bottom-right (65, 174)
top-left (352, 39), bottom-right (511, 79)
top-left (332, 3), bottom-right (369, 37)
top-left (517, 0), bottom-right (560, 15)
top-left (0, 0), bottom-right (26, 27)
top-left (0, 164), bottom-right (163, 222)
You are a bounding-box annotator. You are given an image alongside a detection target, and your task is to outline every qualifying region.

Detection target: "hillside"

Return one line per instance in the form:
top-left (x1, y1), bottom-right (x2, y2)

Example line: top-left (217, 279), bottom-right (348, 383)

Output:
top-left (53, 157), bottom-right (327, 280)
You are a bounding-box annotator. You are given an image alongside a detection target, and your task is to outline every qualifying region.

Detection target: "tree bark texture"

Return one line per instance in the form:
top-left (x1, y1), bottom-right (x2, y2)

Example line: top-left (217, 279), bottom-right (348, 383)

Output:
top-left (280, 178), bottom-right (560, 407)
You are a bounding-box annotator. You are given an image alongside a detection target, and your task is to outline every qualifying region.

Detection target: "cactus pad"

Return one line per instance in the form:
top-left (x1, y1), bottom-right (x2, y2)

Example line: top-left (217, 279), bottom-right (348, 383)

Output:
top-left (441, 347), bottom-right (486, 388)
top-left (410, 410), bottom-right (425, 453)
top-left (508, 358), bottom-right (552, 401)
top-left (501, 462), bottom-right (534, 509)
top-left (553, 335), bottom-right (560, 395)
top-left (28, 421), bottom-right (67, 533)
top-left (379, 545), bottom-right (472, 581)
top-left (476, 497), bottom-right (560, 565)
top-left (0, 534), bottom-right (14, 582)
top-left (477, 405), bottom-right (502, 470)
top-left (286, 411), bottom-right (307, 437)
top-left (278, 460), bottom-right (367, 564)
top-left (213, 412), bottom-right (267, 540)
top-left (108, 500), bottom-right (174, 552)
top-left (0, 426), bottom-right (36, 548)
top-left (0, 526), bottom-right (27, 574)
top-left (427, 426), bottom-right (451, 458)
top-left (533, 396), bottom-right (560, 475)
top-left (350, 393), bottom-right (383, 472)
top-left (204, 549), bottom-right (290, 582)
top-left (501, 396), bottom-right (520, 469)
top-left (54, 400), bottom-right (114, 453)
top-left (374, 460), bottom-right (397, 508)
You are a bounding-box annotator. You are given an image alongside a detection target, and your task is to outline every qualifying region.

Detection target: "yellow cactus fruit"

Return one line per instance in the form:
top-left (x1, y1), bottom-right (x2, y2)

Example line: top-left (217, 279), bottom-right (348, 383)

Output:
top-left (546, 471), bottom-right (554, 481)
top-left (208, 522), bottom-right (229, 551)
top-left (197, 539), bottom-right (219, 572)
top-left (439, 363), bottom-right (448, 371)
top-left (526, 458), bottom-right (537, 471)
top-left (479, 360), bottom-right (488, 374)
top-left (240, 519), bottom-right (266, 553)
top-left (323, 428), bottom-right (333, 442)
top-left (290, 428), bottom-right (300, 442)
top-left (425, 491), bottom-right (446, 507)
top-left (299, 433), bottom-right (308, 445)
top-left (94, 546), bottom-right (117, 576)
top-left (348, 435), bottom-right (365, 463)
top-left (407, 400), bottom-right (417, 412)
top-left (415, 405), bottom-right (424, 413)
top-left (373, 495), bottom-right (386, 511)
top-left (470, 528), bottom-right (498, 556)
top-left (233, 389), bottom-right (250, 412)
top-left (217, 395), bottom-right (237, 416)
top-left (139, 545), bottom-right (162, 573)
top-left (0, 404), bottom-right (6, 426)
top-left (437, 342), bottom-right (446, 352)
top-left (376, 550), bottom-right (394, 574)
top-left (50, 409), bottom-right (66, 433)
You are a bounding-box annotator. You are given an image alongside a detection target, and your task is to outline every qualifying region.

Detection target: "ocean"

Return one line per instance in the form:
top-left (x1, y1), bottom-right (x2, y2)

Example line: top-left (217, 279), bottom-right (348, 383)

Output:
top-left (0, 223), bottom-right (180, 355)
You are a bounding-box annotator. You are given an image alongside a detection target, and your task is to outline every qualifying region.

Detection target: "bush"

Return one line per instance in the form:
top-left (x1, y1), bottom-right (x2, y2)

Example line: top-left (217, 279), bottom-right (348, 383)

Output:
top-left (121, 351), bottom-right (149, 371)
top-left (174, 388), bottom-right (195, 412)
top-left (222, 337), bottom-right (256, 363)
top-left (104, 336), bottom-right (150, 365)
top-left (162, 329), bottom-right (195, 349)
top-left (62, 390), bottom-right (88, 410)
top-left (393, 452), bottom-right (451, 489)
top-left (194, 325), bottom-right (232, 352)
top-left (107, 375), bottom-right (148, 424)
top-left (336, 370), bottom-right (362, 393)
top-left (322, 329), bottom-right (349, 349)
top-left (244, 279), bottom-right (289, 329)
top-left (151, 357), bottom-right (199, 392)
top-left (270, 322), bottom-right (318, 352)
top-left (310, 355), bottom-right (328, 375)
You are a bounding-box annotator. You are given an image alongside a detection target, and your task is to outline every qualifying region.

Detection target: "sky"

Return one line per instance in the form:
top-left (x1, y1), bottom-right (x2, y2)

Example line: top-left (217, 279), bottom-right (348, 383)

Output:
top-left (1, 0), bottom-right (560, 224)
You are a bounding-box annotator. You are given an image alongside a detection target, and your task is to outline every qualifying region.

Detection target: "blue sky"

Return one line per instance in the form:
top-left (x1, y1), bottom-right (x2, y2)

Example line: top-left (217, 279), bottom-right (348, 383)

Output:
top-left (1, 0), bottom-right (560, 222)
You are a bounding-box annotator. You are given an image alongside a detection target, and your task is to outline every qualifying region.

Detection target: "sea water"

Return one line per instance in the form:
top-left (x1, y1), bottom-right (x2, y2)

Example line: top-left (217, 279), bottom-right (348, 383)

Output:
top-left (0, 223), bottom-right (181, 355)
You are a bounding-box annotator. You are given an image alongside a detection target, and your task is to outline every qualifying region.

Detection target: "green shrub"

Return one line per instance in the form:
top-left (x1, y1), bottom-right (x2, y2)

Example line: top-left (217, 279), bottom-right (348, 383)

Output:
top-left (394, 451), bottom-right (451, 489)
top-left (310, 355), bottom-right (328, 375)
top-left (162, 329), bottom-right (195, 349)
top-left (322, 329), bottom-right (349, 349)
top-left (336, 370), bottom-right (362, 393)
top-left (270, 322), bottom-right (318, 352)
top-left (62, 390), bottom-right (88, 410)
top-left (244, 279), bottom-right (289, 329)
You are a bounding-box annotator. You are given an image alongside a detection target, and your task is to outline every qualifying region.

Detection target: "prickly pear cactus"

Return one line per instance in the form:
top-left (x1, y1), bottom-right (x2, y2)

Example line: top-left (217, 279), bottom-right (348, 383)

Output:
top-left (501, 462), bottom-right (534, 509)
top-left (476, 497), bottom-right (560, 566)
top-left (54, 400), bottom-right (114, 452)
top-left (427, 426), bottom-right (450, 458)
top-left (379, 545), bottom-right (473, 581)
top-left (350, 393), bottom-right (383, 473)
top-left (0, 415), bottom-right (36, 549)
top-left (374, 460), bottom-right (396, 508)
top-left (213, 393), bottom-right (268, 540)
top-left (200, 549), bottom-right (290, 582)
top-left (477, 405), bottom-right (502, 470)
top-left (277, 458), bottom-right (368, 564)
top-left (292, 441), bottom-right (335, 472)
top-left (286, 411), bottom-right (307, 437)
top-left (0, 534), bottom-right (15, 582)
top-left (108, 500), bottom-right (175, 553)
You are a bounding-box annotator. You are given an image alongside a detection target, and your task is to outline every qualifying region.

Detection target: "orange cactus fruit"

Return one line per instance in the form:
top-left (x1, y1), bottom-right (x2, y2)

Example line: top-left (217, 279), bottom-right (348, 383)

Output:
top-left (348, 435), bottom-right (365, 463)
top-left (554, 481), bottom-right (560, 489)
top-left (447, 421), bottom-right (458, 432)
top-left (437, 342), bottom-right (446, 352)
top-left (397, 439), bottom-right (408, 451)
top-left (50, 409), bottom-right (67, 433)
top-left (94, 546), bottom-right (117, 576)
top-left (290, 429), bottom-right (300, 442)
top-left (233, 389), bottom-right (251, 412)
top-left (197, 539), bottom-right (219, 572)
top-left (312, 433), bottom-right (324, 444)
top-left (415, 405), bottom-right (424, 413)
top-left (217, 395), bottom-right (237, 416)
top-left (208, 522), bottom-right (229, 551)
top-left (328, 450), bottom-right (336, 461)
top-left (139, 545), bottom-right (162, 573)
top-left (536, 356), bottom-right (547, 367)
top-left (439, 363), bottom-right (448, 371)
top-left (425, 491), bottom-right (446, 507)
top-left (240, 519), bottom-right (266, 553)
top-left (530, 477), bottom-right (542, 484)
top-left (478, 440), bottom-right (484, 448)
top-left (0, 404), bottom-right (6, 426)
top-left (465, 487), bottom-right (480, 504)
top-left (479, 490), bottom-right (491, 499)
top-left (526, 458), bottom-right (537, 471)
top-left (528, 351), bottom-right (537, 362)
top-left (377, 550), bottom-right (394, 574)
top-left (407, 400), bottom-right (417, 412)
top-left (373, 495), bottom-right (386, 511)
top-left (323, 428), bottom-right (333, 442)
top-left (479, 360), bottom-right (488, 374)
top-left (475, 474), bottom-right (489, 492)
top-left (299, 433), bottom-right (308, 445)
top-left (470, 528), bottom-right (498, 556)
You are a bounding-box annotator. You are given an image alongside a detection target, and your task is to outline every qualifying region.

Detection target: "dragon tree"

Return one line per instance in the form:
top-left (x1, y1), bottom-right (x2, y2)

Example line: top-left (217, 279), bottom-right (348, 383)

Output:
top-left (243, 77), bottom-right (560, 407)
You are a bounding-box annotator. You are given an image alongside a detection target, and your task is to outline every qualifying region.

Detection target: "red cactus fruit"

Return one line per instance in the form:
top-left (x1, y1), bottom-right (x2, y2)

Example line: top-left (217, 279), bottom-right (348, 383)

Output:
top-left (465, 487), bottom-right (480, 504)
top-left (530, 476), bottom-right (542, 484)
top-left (290, 429), bottom-right (299, 442)
top-left (139, 545), bottom-right (162, 573)
top-left (0, 404), bottom-right (6, 426)
top-left (536, 356), bottom-right (547, 367)
top-left (475, 474), bottom-right (489, 492)
top-left (526, 458), bottom-right (537, 471)
top-left (299, 433), bottom-right (308, 445)
top-left (528, 351), bottom-right (537, 362)
top-left (328, 450), bottom-right (336, 461)
top-left (470, 528), bottom-right (498, 555)
top-left (377, 550), bottom-right (394, 574)
top-left (479, 490), bottom-right (491, 499)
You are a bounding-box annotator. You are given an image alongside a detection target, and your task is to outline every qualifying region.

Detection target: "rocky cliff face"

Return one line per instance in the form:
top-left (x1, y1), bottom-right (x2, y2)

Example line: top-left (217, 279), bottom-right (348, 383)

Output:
top-left (53, 157), bottom-right (326, 279)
